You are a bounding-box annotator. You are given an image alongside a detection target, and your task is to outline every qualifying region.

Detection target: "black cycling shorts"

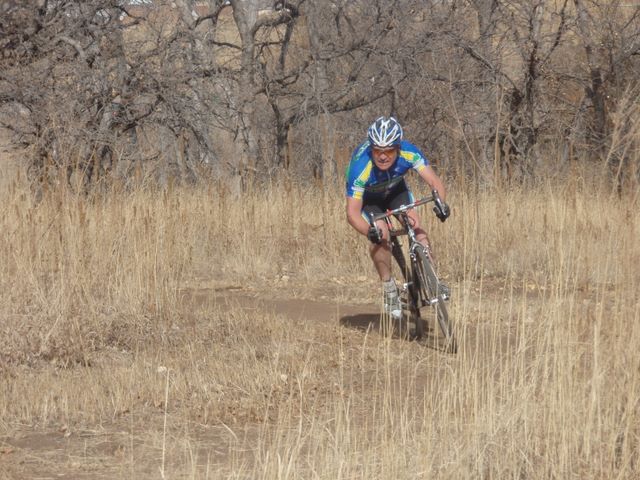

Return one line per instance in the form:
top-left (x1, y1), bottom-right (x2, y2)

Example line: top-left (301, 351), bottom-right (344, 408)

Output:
top-left (360, 180), bottom-right (415, 222)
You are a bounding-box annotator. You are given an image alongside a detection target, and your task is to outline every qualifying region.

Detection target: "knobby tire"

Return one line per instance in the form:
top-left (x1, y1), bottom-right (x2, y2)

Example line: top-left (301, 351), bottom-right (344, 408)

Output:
top-left (413, 245), bottom-right (457, 353)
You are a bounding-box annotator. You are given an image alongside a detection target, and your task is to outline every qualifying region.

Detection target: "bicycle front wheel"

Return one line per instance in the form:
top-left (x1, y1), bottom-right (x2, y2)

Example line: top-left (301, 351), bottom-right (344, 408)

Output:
top-left (413, 245), bottom-right (457, 353)
top-left (391, 238), bottom-right (423, 340)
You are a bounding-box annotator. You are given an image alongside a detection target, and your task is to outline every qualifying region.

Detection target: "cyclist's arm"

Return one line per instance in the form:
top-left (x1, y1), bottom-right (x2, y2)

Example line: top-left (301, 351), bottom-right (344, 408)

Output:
top-left (417, 165), bottom-right (447, 201)
top-left (346, 196), bottom-right (370, 236)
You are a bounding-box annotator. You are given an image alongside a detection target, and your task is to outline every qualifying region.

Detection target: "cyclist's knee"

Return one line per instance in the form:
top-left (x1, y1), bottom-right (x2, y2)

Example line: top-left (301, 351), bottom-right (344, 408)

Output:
top-left (415, 229), bottom-right (432, 251)
top-left (414, 227), bottom-right (427, 239)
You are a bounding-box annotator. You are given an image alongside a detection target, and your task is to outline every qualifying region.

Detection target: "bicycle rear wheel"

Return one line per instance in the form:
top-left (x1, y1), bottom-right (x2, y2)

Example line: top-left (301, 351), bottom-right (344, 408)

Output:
top-left (413, 245), bottom-right (457, 353)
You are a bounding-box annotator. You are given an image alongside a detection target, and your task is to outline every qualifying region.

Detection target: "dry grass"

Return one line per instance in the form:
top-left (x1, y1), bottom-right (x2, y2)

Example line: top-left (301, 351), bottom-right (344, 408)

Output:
top-left (0, 171), bottom-right (639, 478)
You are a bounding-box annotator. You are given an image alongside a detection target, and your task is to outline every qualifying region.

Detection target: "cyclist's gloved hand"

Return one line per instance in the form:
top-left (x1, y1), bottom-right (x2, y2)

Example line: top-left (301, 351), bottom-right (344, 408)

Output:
top-left (433, 201), bottom-right (450, 222)
top-left (367, 225), bottom-right (383, 244)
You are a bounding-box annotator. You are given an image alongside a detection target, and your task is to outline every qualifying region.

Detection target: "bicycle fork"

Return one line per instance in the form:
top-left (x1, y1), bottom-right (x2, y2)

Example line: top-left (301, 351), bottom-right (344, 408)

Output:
top-left (408, 247), bottom-right (448, 306)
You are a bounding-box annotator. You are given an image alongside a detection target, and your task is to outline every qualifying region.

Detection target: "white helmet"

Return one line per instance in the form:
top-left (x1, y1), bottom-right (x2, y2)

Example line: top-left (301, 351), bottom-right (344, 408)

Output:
top-left (368, 116), bottom-right (403, 148)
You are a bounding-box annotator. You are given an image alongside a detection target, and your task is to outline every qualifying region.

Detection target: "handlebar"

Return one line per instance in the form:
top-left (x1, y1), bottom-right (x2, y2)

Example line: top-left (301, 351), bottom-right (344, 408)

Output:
top-left (367, 189), bottom-right (442, 225)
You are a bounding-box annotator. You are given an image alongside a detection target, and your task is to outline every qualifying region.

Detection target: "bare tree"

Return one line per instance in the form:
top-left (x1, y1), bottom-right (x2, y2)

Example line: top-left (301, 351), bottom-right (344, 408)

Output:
top-left (2, 0), bottom-right (639, 193)
top-left (224, 0), bottom-right (412, 178)
top-left (450, 0), bottom-right (571, 182)
top-left (572, 0), bottom-right (640, 181)
top-left (0, 1), bottom-right (235, 191)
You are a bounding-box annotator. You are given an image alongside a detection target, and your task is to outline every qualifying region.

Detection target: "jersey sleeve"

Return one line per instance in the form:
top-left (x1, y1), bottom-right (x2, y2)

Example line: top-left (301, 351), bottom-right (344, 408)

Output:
top-left (398, 141), bottom-right (429, 172)
top-left (345, 143), bottom-right (372, 200)
top-left (345, 161), bottom-right (372, 199)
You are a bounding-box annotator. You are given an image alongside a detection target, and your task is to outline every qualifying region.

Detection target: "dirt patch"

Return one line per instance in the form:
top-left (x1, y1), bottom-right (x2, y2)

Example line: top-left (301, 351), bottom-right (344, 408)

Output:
top-left (182, 286), bottom-right (378, 323)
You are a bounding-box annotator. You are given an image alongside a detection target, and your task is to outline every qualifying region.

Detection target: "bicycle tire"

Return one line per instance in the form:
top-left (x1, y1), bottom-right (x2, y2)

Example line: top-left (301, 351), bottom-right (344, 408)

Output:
top-left (409, 276), bottom-right (425, 339)
top-left (398, 267), bottom-right (424, 340)
top-left (391, 239), bottom-right (422, 340)
top-left (413, 245), bottom-right (457, 353)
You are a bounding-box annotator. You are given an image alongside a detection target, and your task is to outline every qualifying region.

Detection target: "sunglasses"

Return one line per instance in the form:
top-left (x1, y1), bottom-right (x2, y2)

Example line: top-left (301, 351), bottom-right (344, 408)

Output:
top-left (372, 146), bottom-right (398, 154)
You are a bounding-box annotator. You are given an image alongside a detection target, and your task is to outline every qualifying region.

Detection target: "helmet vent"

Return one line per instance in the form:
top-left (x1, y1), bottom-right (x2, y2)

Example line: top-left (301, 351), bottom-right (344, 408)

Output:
top-left (368, 116), bottom-right (403, 148)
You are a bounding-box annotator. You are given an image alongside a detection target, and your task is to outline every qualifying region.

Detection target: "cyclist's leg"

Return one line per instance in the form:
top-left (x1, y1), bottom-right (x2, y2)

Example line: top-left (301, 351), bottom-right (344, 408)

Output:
top-left (361, 202), bottom-right (393, 281)
top-left (362, 193), bottom-right (403, 319)
top-left (363, 183), bottom-right (417, 280)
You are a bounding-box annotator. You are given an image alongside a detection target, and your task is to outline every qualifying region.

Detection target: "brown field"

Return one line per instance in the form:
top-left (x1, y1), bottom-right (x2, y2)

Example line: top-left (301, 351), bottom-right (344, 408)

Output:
top-left (0, 166), bottom-right (639, 478)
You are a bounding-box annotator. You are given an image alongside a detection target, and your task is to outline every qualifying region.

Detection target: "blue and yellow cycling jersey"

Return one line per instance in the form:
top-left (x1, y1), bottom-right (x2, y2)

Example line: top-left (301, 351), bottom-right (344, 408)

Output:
top-left (345, 140), bottom-right (429, 199)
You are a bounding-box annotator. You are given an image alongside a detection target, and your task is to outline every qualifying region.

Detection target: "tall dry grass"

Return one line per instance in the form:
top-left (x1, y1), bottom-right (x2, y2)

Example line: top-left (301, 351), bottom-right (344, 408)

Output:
top-left (0, 171), bottom-right (638, 478)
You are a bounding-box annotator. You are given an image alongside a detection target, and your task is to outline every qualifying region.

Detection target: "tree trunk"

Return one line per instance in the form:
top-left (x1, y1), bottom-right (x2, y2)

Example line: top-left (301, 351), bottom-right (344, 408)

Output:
top-left (574, 0), bottom-right (607, 159)
top-left (230, 0), bottom-right (263, 191)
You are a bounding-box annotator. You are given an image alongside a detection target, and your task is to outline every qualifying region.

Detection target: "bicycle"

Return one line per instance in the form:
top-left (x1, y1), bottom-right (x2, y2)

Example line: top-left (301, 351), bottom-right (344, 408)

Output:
top-left (368, 190), bottom-right (457, 353)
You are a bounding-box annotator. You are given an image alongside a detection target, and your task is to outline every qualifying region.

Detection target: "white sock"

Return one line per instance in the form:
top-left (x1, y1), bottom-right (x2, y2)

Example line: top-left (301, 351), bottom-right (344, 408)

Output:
top-left (383, 278), bottom-right (396, 293)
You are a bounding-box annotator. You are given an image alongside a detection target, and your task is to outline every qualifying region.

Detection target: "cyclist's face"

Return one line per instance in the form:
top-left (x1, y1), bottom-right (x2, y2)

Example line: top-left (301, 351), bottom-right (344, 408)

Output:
top-left (371, 146), bottom-right (399, 170)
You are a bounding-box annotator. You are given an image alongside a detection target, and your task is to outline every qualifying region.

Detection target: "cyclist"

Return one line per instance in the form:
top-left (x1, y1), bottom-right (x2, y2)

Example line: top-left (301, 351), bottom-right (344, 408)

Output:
top-left (345, 116), bottom-right (450, 319)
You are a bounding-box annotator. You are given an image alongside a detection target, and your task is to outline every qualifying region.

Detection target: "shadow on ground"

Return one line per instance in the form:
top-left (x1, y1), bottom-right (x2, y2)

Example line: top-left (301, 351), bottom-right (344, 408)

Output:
top-left (340, 312), bottom-right (458, 354)
top-left (339, 313), bottom-right (380, 332)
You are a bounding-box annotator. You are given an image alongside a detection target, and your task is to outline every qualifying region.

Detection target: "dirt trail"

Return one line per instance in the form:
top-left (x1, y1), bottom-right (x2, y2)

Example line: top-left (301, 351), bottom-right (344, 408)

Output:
top-left (182, 287), bottom-right (382, 333)
top-left (180, 285), bottom-right (474, 355)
